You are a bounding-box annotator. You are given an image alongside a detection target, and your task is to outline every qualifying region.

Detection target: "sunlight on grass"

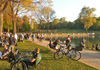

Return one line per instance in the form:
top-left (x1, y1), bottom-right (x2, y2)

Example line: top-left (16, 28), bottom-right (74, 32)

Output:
top-left (0, 40), bottom-right (97, 70)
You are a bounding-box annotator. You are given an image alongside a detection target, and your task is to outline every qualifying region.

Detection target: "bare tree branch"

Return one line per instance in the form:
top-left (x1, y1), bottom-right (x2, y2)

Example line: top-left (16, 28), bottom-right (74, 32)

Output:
top-left (0, 0), bottom-right (8, 5)
top-left (2, 2), bottom-right (8, 12)
top-left (10, 0), bottom-right (20, 3)
top-left (17, 10), bottom-right (29, 15)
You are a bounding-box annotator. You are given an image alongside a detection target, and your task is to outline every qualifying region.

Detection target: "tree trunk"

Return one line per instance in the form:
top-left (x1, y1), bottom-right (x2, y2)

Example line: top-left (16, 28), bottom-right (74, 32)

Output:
top-left (18, 27), bottom-right (19, 32)
top-left (12, 18), bottom-right (16, 34)
top-left (7, 26), bottom-right (9, 33)
top-left (0, 6), bottom-right (3, 37)
top-left (47, 22), bottom-right (49, 32)
top-left (40, 20), bottom-right (42, 30)
top-left (86, 28), bottom-right (88, 33)
top-left (31, 19), bottom-right (34, 29)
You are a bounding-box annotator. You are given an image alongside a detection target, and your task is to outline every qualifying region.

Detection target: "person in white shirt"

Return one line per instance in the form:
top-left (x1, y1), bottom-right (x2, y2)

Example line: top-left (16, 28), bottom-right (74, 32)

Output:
top-left (14, 33), bottom-right (18, 40)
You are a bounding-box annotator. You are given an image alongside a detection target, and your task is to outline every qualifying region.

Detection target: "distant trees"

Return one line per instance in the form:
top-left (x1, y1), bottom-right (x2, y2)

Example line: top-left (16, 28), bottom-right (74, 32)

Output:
top-left (2, 2), bottom-right (100, 34)
top-left (41, 6), bottom-right (99, 32)
top-left (41, 6), bottom-right (56, 31)
top-left (79, 6), bottom-right (96, 32)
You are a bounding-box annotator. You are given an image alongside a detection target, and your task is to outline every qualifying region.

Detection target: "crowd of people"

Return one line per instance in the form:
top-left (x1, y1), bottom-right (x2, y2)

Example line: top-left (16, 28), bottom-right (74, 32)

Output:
top-left (0, 32), bottom-right (31, 60)
top-left (0, 33), bottom-right (17, 60)
top-left (31, 33), bottom-right (44, 42)
top-left (48, 35), bottom-right (86, 51)
top-left (0, 32), bottom-right (41, 65)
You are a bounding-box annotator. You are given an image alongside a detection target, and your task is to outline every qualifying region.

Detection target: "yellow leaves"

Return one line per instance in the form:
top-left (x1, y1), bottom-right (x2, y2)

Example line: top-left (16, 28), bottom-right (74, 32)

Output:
top-left (53, 18), bottom-right (59, 25)
top-left (17, 17), bottom-right (23, 26)
top-left (20, 0), bottom-right (33, 9)
top-left (42, 7), bottom-right (51, 15)
top-left (79, 6), bottom-right (96, 31)
top-left (82, 17), bottom-right (96, 30)
top-left (47, 0), bottom-right (53, 6)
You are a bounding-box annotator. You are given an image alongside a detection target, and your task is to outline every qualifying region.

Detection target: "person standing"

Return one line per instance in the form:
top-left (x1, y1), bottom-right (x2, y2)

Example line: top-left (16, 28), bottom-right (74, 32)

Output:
top-left (8, 34), bottom-right (16, 53)
top-left (67, 35), bottom-right (71, 42)
top-left (65, 35), bottom-right (71, 50)
top-left (31, 33), bottom-right (35, 41)
top-left (66, 35), bottom-right (71, 45)
top-left (14, 33), bottom-right (18, 40)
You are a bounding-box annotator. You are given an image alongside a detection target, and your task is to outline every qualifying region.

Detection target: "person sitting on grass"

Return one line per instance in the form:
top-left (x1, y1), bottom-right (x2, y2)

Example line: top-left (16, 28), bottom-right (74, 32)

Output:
top-left (49, 40), bottom-right (58, 49)
top-left (0, 45), bottom-right (19, 60)
top-left (95, 44), bottom-right (100, 51)
top-left (22, 48), bottom-right (40, 67)
top-left (79, 38), bottom-right (86, 48)
top-left (3, 37), bottom-right (9, 46)
top-left (0, 45), bottom-right (9, 59)
top-left (92, 44), bottom-right (95, 50)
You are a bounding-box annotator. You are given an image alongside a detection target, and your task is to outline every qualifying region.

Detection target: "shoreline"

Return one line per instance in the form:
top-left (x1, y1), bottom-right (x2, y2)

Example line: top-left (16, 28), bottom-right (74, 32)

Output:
top-left (37, 33), bottom-right (95, 38)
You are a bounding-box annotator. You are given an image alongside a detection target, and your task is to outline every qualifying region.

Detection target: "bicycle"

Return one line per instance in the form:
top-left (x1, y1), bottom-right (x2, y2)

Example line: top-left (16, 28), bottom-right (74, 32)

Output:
top-left (11, 51), bottom-right (42, 70)
top-left (54, 44), bottom-right (82, 61)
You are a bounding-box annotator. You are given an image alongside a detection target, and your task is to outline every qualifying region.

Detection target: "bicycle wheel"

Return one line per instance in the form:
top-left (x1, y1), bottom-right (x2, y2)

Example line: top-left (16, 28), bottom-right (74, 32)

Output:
top-left (11, 61), bottom-right (27, 70)
top-left (71, 51), bottom-right (81, 61)
top-left (54, 51), bottom-right (64, 60)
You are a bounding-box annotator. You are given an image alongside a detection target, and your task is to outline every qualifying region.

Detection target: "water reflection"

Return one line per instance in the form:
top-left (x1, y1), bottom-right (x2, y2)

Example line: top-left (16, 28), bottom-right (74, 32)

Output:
top-left (46, 35), bottom-right (100, 50)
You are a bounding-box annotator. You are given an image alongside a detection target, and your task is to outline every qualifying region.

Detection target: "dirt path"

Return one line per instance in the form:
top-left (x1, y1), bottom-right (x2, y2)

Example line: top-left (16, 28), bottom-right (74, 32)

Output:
top-left (29, 38), bottom-right (100, 70)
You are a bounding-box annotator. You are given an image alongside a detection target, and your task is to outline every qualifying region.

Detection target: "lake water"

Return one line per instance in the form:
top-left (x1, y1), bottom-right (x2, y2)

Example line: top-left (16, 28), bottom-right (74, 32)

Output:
top-left (47, 35), bottom-right (100, 50)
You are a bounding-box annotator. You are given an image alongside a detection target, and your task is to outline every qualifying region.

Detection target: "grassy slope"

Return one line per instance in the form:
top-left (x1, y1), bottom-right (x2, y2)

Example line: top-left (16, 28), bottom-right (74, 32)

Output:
top-left (0, 40), bottom-right (97, 70)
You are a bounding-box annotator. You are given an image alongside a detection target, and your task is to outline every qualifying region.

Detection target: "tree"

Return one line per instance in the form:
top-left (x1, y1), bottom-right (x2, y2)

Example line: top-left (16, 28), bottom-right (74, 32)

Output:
top-left (59, 17), bottom-right (66, 23)
top-left (90, 17), bottom-right (100, 30)
top-left (20, 15), bottom-right (31, 32)
top-left (23, 15), bottom-right (29, 24)
top-left (0, 0), bottom-right (32, 36)
top-left (3, 10), bottom-right (12, 33)
top-left (7, 0), bottom-right (38, 34)
top-left (33, 0), bottom-right (53, 30)
top-left (51, 18), bottom-right (59, 29)
top-left (16, 17), bottom-right (23, 32)
top-left (74, 18), bottom-right (84, 29)
top-left (79, 6), bottom-right (96, 32)
top-left (0, 0), bottom-right (14, 36)
top-left (21, 23), bottom-right (31, 32)
top-left (41, 7), bottom-right (56, 31)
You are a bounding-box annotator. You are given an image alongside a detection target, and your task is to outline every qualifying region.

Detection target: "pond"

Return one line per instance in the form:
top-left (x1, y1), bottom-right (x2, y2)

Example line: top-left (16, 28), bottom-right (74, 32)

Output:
top-left (46, 35), bottom-right (100, 50)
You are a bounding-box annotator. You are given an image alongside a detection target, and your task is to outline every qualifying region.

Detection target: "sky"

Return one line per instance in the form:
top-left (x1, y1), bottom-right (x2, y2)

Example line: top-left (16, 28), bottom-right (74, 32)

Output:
top-left (52, 0), bottom-right (100, 22)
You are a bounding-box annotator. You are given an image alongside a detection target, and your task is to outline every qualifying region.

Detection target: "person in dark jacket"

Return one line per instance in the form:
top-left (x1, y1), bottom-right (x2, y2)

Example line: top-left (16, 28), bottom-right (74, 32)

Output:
top-left (8, 34), bottom-right (16, 53)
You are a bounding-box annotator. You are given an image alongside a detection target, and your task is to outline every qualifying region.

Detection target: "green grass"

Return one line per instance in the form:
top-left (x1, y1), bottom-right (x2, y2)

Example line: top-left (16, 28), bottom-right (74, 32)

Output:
top-left (0, 40), bottom-right (98, 70)
top-left (55, 29), bottom-right (86, 33)
top-left (43, 28), bottom-right (99, 34)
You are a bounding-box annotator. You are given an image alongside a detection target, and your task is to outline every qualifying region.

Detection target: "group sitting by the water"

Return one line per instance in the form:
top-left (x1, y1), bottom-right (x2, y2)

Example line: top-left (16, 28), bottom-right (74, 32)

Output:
top-left (92, 44), bottom-right (100, 51)
top-left (48, 35), bottom-right (86, 51)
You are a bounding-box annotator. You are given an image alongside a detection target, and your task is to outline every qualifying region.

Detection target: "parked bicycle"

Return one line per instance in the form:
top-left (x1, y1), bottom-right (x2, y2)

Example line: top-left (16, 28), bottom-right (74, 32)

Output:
top-left (54, 44), bottom-right (82, 61)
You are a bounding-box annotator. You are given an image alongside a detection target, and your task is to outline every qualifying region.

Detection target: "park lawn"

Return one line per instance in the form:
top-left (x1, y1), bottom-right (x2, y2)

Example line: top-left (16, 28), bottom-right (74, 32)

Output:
top-left (0, 40), bottom-right (98, 70)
